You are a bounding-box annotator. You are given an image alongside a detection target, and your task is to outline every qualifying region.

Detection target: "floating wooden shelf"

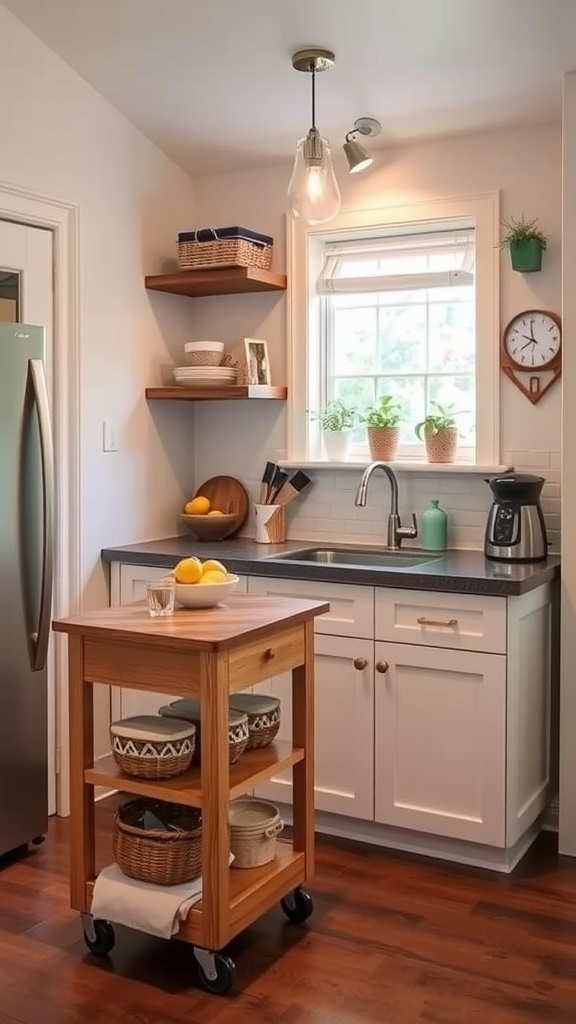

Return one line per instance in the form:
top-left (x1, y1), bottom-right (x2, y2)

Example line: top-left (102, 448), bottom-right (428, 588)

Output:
top-left (145, 384), bottom-right (287, 401)
top-left (84, 741), bottom-right (305, 808)
top-left (145, 266), bottom-right (287, 298)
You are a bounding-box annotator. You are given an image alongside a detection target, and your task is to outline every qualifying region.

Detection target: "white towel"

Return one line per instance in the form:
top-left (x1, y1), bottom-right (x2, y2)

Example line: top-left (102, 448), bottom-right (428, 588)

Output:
top-left (91, 863), bottom-right (204, 940)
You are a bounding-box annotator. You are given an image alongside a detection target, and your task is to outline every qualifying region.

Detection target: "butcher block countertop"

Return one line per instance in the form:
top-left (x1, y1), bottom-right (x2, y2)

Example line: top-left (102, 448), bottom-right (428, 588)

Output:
top-left (52, 593), bottom-right (330, 651)
top-left (101, 536), bottom-right (561, 597)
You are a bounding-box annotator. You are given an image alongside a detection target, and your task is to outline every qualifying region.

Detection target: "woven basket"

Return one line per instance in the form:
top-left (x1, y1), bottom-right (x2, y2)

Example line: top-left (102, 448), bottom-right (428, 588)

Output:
top-left (113, 799), bottom-right (202, 885)
top-left (177, 228), bottom-right (273, 272)
top-left (184, 350), bottom-right (223, 367)
top-left (228, 694), bottom-right (281, 750)
top-left (229, 798), bottom-right (283, 869)
top-left (110, 716), bottom-right (195, 780)
top-left (158, 700), bottom-right (249, 765)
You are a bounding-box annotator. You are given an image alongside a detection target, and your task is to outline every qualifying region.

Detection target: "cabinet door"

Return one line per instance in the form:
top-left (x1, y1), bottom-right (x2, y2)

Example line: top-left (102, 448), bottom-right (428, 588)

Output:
top-left (374, 641), bottom-right (506, 846)
top-left (116, 563), bottom-right (248, 718)
top-left (248, 575), bottom-right (374, 639)
top-left (255, 635), bottom-right (374, 820)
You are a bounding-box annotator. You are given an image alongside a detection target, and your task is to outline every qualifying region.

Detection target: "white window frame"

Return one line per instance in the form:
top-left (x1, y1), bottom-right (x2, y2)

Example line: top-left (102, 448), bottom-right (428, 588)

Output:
top-left (286, 192), bottom-right (500, 468)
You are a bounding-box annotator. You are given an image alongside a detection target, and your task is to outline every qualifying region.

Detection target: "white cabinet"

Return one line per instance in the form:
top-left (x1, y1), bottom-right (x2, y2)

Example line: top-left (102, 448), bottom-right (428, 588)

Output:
top-left (254, 634), bottom-right (374, 819)
top-left (375, 588), bottom-right (506, 654)
top-left (374, 641), bottom-right (506, 845)
top-left (248, 574), bottom-right (373, 639)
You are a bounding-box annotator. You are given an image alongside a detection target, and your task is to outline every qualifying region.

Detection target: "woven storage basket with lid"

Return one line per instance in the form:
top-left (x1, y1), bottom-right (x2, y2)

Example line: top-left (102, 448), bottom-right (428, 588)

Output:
top-left (177, 226), bottom-right (273, 271)
top-left (159, 698), bottom-right (249, 764)
top-left (228, 693), bottom-right (281, 749)
top-left (110, 715), bottom-right (195, 780)
top-left (113, 798), bottom-right (202, 885)
top-left (229, 797), bottom-right (283, 869)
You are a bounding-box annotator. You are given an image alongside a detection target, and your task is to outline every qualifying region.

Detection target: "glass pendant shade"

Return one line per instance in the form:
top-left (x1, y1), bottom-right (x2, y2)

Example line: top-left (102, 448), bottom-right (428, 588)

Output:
top-left (288, 129), bottom-right (341, 225)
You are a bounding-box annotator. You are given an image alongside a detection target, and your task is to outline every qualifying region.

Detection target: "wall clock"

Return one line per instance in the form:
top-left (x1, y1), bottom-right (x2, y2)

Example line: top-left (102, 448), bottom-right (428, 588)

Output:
top-left (501, 309), bottom-right (562, 405)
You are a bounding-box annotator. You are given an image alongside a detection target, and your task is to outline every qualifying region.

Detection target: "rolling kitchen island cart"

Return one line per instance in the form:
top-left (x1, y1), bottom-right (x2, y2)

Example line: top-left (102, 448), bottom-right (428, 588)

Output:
top-left (53, 592), bottom-right (328, 993)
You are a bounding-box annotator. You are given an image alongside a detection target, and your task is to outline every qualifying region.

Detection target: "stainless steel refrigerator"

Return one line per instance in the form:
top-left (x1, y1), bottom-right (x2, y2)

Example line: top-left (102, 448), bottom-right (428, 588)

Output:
top-left (0, 323), bottom-right (54, 857)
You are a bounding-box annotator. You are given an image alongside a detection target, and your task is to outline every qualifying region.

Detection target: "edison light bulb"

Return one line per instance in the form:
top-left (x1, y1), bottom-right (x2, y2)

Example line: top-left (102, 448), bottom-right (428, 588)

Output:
top-left (288, 130), bottom-right (341, 225)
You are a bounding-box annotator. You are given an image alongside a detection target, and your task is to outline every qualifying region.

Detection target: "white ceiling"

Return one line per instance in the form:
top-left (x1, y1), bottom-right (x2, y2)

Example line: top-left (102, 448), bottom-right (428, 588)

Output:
top-left (4, 0), bottom-right (576, 176)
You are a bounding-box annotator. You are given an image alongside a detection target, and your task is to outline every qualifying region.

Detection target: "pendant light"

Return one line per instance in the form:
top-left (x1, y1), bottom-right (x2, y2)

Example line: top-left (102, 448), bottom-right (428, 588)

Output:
top-left (343, 118), bottom-right (382, 174)
top-left (287, 48), bottom-right (341, 225)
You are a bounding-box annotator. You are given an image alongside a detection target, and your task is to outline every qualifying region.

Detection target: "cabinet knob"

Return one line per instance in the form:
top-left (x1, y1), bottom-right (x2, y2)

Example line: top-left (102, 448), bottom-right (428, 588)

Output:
top-left (264, 648), bottom-right (276, 661)
top-left (375, 660), bottom-right (389, 674)
top-left (353, 657), bottom-right (368, 671)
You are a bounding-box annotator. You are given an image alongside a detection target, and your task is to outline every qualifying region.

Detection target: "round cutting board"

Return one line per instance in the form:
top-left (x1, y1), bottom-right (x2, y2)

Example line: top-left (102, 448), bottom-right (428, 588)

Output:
top-left (193, 475), bottom-right (249, 536)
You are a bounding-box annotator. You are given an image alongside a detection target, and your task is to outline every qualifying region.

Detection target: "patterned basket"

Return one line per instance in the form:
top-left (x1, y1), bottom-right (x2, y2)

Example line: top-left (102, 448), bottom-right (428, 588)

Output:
top-left (113, 799), bottom-right (202, 886)
top-left (228, 694), bottom-right (281, 749)
top-left (159, 700), bottom-right (249, 764)
top-left (177, 226), bottom-right (273, 271)
top-left (110, 715), bottom-right (195, 780)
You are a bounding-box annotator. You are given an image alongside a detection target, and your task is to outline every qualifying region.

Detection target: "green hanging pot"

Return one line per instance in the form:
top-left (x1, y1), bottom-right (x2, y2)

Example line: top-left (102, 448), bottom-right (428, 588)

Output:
top-left (509, 238), bottom-right (543, 273)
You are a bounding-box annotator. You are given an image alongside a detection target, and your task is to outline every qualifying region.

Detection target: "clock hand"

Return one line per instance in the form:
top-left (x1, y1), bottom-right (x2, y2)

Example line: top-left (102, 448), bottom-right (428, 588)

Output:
top-left (520, 340), bottom-right (536, 350)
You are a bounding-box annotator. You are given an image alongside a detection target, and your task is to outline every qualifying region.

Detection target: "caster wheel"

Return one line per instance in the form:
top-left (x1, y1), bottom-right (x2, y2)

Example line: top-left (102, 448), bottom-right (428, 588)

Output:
top-left (83, 919), bottom-right (115, 957)
top-left (196, 951), bottom-right (235, 994)
top-left (281, 887), bottom-right (314, 924)
top-left (31, 835), bottom-right (45, 846)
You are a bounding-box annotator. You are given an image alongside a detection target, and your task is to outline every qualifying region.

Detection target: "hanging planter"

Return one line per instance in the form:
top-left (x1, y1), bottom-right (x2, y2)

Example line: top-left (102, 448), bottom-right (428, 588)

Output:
top-left (499, 215), bottom-right (548, 274)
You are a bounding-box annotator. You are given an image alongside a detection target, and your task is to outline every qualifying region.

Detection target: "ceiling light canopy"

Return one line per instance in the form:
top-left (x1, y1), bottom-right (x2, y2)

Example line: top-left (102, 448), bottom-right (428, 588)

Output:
top-left (287, 49), bottom-right (381, 225)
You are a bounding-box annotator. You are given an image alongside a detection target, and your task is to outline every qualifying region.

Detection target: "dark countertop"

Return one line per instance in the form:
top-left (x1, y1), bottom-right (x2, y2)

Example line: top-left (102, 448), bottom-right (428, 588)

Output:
top-left (101, 536), bottom-right (561, 597)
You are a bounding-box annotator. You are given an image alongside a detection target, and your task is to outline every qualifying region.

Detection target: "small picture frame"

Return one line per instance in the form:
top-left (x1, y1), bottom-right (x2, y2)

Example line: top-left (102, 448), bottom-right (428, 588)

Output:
top-left (243, 338), bottom-right (271, 386)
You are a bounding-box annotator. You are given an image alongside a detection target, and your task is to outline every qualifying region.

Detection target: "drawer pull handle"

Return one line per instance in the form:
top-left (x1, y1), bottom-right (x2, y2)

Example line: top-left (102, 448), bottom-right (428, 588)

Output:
top-left (376, 660), bottom-right (389, 674)
top-left (264, 648), bottom-right (276, 661)
top-left (353, 657), bottom-right (368, 670)
top-left (417, 616), bottom-right (458, 628)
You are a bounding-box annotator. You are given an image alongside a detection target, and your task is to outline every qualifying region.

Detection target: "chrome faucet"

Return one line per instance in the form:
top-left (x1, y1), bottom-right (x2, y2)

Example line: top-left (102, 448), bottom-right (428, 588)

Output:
top-left (355, 461), bottom-right (418, 550)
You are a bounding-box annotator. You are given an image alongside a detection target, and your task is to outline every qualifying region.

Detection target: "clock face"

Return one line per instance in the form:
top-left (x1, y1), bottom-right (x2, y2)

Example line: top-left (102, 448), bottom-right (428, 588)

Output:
top-left (504, 311), bottom-right (561, 369)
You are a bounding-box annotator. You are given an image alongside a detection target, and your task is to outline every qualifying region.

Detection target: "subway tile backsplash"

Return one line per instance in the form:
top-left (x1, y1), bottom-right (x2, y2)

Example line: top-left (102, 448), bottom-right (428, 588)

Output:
top-left (239, 451), bottom-right (560, 553)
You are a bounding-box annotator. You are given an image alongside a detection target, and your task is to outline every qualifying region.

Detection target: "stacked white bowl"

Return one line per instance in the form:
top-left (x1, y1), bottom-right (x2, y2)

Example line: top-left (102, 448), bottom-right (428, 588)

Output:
top-left (184, 341), bottom-right (224, 367)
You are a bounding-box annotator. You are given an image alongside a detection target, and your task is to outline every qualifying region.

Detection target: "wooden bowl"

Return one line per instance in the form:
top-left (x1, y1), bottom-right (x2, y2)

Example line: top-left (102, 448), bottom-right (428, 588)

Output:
top-left (179, 512), bottom-right (240, 541)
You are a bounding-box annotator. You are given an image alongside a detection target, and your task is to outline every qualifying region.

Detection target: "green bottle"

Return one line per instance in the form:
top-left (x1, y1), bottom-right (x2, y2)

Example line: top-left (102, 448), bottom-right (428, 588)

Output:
top-left (422, 498), bottom-right (448, 552)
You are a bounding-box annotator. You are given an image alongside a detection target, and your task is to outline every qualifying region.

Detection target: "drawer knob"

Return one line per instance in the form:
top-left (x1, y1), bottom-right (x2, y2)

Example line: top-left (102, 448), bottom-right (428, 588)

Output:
top-left (417, 616), bottom-right (458, 628)
top-left (376, 660), bottom-right (389, 674)
top-left (353, 657), bottom-right (368, 671)
top-left (264, 648), bottom-right (276, 661)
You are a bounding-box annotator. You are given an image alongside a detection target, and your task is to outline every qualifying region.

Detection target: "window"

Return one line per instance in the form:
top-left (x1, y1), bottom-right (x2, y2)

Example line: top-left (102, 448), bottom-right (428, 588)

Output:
top-left (287, 194), bottom-right (499, 467)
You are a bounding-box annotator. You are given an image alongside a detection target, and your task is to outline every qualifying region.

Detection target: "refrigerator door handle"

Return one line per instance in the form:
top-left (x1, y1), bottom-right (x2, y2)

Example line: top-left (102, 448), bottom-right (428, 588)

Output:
top-left (29, 359), bottom-right (55, 672)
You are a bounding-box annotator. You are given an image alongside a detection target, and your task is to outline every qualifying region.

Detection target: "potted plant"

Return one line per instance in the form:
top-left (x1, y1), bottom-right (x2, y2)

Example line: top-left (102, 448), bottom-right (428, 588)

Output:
top-left (361, 395), bottom-right (402, 461)
top-left (310, 398), bottom-right (357, 461)
top-left (415, 402), bottom-right (460, 463)
top-left (499, 214), bottom-right (548, 273)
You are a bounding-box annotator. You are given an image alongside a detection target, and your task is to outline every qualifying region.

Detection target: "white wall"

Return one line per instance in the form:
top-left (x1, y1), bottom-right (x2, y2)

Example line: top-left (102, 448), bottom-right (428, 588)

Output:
top-left (0, 3), bottom-right (197, 610)
top-left (189, 124), bottom-right (561, 548)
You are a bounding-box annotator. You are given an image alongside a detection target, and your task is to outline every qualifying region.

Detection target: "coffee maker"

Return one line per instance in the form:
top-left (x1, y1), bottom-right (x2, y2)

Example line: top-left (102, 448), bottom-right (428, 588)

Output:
top-left (484, 474), bottom-right (548, 562)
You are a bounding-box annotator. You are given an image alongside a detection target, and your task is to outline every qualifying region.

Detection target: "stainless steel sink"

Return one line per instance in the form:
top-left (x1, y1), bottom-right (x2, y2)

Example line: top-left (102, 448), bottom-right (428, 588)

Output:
top-left (267, 547), bottom-right (441, 569)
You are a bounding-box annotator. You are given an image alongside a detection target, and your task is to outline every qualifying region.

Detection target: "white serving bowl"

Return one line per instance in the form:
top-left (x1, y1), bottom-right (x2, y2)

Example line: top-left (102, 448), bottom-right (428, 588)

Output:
top-left (175, 574), bottom-right (239, 608)
top-left (183, 340), bottom-right (225, 367)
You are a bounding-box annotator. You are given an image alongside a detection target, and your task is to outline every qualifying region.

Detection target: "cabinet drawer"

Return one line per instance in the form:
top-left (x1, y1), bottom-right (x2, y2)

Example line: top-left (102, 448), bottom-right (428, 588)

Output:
top-left (248, 575), bottom-right (373, 639)
top-left (375, 588), bottom-right (506, 654)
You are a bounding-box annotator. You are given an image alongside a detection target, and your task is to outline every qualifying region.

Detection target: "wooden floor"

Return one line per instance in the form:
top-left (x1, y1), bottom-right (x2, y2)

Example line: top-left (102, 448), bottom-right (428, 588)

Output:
top-left (1, 803), bottom-right (576, 1023)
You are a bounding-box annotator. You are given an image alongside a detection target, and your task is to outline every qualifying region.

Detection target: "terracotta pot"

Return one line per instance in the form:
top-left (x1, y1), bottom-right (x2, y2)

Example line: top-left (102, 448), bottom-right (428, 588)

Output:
top-left (424, 427), bottom-right (458, 464)
top-left (367, 426), bottom-right (399, 462)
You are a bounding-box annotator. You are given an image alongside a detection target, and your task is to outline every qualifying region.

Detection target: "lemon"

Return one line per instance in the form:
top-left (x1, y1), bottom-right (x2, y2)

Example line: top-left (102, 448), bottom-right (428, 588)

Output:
top-left (174, 557), bottom-right (203, 584)
top-left (201, 559), bottom-right (227, 576)
top-left (185, 495), bottom-right (211, 515)
top-left (198, 570), bottom-right (227, 585)
top-left (207, 509), bottom-right (225, 517)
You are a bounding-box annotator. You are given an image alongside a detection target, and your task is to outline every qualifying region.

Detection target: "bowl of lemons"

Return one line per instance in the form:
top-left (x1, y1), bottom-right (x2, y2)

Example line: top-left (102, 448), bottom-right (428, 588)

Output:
top-left (173, 557), bottom-right (239, 608)
top-left (180, 494), bottom-right (240, 541)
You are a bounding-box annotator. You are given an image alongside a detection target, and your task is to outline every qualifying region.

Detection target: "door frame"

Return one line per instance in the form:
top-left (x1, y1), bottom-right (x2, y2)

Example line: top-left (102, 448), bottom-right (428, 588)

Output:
top-left (0, 179), bottom-right (80, 818)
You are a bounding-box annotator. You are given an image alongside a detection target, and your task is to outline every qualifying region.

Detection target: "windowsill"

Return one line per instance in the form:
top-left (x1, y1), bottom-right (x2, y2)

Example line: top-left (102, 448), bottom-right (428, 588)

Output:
top-left (278, 460), bottom-right (512, 475)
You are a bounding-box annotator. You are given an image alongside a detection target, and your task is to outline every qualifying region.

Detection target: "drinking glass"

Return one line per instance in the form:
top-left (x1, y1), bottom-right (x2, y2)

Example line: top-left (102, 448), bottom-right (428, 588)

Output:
top-left (146, 579), bottom-right (175, 617)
